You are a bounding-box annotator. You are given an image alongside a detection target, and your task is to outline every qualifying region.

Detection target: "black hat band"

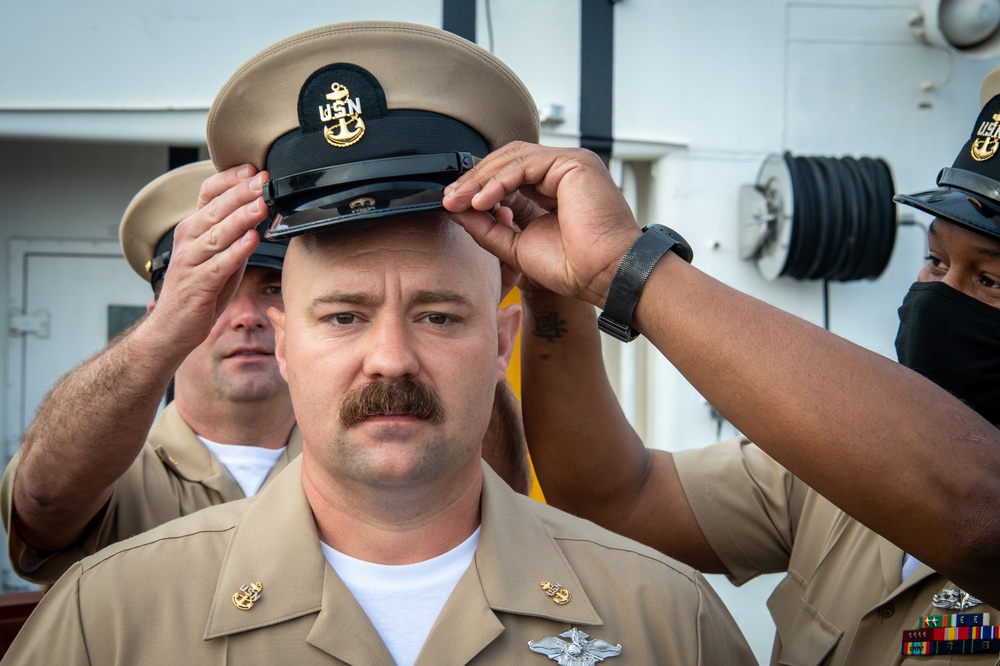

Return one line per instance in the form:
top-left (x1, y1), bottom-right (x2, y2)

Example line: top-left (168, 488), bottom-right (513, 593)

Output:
top-left (265, 109), bottom-right (489, 178)
top-left (937, 166), bottom-right (1000, 213)
top-left (264, 152), bottom-right (477, 239)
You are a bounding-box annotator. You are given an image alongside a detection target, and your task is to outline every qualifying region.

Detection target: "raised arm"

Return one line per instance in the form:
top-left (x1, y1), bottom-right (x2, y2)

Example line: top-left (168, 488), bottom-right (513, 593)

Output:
top-left (519, 286), bottom-right (726, 571)
top-left (9, 166), bottom-right (269, 551)
top-left (444, 142), bottom-right (1000, 604)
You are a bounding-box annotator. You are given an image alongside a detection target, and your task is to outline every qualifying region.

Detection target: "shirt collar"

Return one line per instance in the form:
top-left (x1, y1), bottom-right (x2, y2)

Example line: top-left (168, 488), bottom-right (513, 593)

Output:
top-left (475, 462), bottom-right (602, 625)
top-left (203, 458), bottom-right (603, 644)
top-left (150, 403), bottom-right (302, 489)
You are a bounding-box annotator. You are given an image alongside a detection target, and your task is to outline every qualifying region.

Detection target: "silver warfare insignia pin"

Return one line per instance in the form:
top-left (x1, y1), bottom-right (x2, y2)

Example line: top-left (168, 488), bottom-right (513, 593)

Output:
top-left (528, 627), bottom-right (622, 665)
top-left (932, 588), bottom-right (982, 611)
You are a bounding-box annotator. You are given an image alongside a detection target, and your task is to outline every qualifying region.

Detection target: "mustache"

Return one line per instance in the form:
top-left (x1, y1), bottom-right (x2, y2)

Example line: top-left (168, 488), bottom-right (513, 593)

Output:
top-left (339, 379), bottom-right (446, 427)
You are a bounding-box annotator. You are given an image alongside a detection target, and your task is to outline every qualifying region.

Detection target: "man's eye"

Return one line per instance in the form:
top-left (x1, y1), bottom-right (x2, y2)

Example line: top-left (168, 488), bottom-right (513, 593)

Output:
top-left (265, 286), bottom-right (282, 296)
top-left (332, 313), bottom-right (356, 325)
top-left (424, 313), bottom-right (450, 325)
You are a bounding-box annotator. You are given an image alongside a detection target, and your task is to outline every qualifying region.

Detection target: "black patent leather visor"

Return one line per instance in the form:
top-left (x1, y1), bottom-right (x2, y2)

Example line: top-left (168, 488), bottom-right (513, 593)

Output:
top-left (263, 152), bottom-right (478, 239)
top-left (894, 187), bottom-right (1000, 241)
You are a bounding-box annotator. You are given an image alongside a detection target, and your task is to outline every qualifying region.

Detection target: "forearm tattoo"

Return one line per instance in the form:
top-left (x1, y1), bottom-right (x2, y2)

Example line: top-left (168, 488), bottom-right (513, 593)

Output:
top-left (532, 310), bottom-right (569, 343)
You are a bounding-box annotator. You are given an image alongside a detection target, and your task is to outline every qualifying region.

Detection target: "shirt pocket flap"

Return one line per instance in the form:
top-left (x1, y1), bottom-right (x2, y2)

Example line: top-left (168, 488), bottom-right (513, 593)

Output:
top-left (768, 575), bottom-right (843, 666)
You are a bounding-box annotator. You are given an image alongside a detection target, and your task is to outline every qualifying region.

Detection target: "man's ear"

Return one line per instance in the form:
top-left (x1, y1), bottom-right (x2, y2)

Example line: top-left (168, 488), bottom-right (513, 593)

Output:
top-left (495, 303), bottom-right (522, 383)
top-left (146, 300), bottom-right (155, 315)
top-left (268, 306), bottom-right (288, 381)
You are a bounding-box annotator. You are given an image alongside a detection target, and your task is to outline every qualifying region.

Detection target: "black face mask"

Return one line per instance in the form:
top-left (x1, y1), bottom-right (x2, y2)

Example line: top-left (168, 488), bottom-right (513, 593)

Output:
top-left (895, 281), bottom-right (1000, 426)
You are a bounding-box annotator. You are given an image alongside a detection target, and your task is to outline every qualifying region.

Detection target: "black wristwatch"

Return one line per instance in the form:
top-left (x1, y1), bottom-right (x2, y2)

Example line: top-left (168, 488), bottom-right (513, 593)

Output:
top-left (597, 224), bottom-right (693, 342)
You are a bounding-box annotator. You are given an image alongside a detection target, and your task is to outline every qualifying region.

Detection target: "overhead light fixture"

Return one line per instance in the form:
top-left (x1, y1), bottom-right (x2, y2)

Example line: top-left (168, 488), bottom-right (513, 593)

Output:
top-left (910, 0), bottom-right (1000, 59)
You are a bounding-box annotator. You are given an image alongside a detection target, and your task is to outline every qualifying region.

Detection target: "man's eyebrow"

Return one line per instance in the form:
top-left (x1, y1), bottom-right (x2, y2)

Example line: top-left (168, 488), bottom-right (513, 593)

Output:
top-left (307, 290), bottom-right (474, 308)
top-left (310, 292), bottom-right (375, 307)
top-left (410, 290), bottom-right (474, 308)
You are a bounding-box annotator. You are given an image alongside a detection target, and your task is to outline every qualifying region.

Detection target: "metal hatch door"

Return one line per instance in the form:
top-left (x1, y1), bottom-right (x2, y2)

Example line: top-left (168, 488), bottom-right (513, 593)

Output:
top-left (3, 239), bottom-right (151, 591)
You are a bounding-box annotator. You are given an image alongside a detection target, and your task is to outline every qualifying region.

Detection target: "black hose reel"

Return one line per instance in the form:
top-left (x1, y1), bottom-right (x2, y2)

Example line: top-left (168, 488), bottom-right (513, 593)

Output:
top-left (739, 152), bottom-right (898, 281)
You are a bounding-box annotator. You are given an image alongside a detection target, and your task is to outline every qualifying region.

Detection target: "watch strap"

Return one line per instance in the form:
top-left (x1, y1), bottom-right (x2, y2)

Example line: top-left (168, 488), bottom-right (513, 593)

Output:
top-left (597, 224), bottom-right (693, 342)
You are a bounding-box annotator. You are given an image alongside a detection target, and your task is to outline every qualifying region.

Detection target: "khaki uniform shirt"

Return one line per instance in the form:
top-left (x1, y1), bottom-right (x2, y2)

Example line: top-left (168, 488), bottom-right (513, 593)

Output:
top-left (0, 402), bottom-right (302, 585)
top-left (675, 437), bottom-right (1000, 666)
top-left (3, 459), bottom-right (755, 665)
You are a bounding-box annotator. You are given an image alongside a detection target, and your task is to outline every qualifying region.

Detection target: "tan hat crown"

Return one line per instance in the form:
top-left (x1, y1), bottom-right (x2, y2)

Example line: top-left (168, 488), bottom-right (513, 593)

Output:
top-left (206, 21), bottom-right (540, 239)
top-left (207, 21), bottom-right (539, 172)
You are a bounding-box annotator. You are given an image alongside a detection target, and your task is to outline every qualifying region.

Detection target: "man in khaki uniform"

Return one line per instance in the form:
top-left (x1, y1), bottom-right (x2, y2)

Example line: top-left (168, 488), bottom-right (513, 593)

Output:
top-left (2, 22), bottom-right (755, 664)
top-left (2, 160), bottom-right (531, 588)
top-left (495, 69), bottom-right (1000, 663)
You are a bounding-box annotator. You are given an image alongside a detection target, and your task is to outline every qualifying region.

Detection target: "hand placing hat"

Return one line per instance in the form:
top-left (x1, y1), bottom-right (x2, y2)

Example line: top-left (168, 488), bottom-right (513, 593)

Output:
top-left (143, 165), bottom-right (270, 354)
top-left (442, 142), bottom-right (644, 309)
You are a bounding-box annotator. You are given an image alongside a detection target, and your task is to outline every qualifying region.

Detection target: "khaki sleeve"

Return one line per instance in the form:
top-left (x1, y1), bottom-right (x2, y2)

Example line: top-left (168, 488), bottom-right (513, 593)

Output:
top-left (674, 437), bottom-right (806, 585)
top-left (0, 450), bottom-right (31, 577)
top-left (1, 449), bottom-right (122, 586)
top-left (0, 562), bottom-right (91, 665)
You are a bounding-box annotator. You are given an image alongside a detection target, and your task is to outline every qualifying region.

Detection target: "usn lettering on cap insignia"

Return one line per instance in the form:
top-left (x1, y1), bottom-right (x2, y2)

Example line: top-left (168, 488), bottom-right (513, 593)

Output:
top-left (319, 82), bottom-right (365, 148)
top-left (540, 581), bottom-right (571, 605)
top-left (972, 113), bottom-right (1000, 162)
top-left (529, 628), bottom-right (622, 664)
top-left (232, 581), bottom-right (262, 611)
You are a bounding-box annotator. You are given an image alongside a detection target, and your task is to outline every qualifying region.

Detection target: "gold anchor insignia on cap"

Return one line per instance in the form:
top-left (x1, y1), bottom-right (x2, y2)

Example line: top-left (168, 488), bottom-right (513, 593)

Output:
top-left (528, 627), bottom-right (622, 664)
top-left (540, 581), bottom-right (571, 605)
top-left (971, 112), bottom-right (1000, 161)
top-left (232, 581), bottom-right (262, 611)
top-left (319, 82), bottom-right (365, 148)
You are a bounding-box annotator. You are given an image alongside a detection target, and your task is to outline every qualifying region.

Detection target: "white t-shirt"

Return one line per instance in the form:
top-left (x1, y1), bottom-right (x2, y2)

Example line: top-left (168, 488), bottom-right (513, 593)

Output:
top-left (321, 527), bottom-right (480, 666)
top-left (200, 438), bottom-right (285, 498)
